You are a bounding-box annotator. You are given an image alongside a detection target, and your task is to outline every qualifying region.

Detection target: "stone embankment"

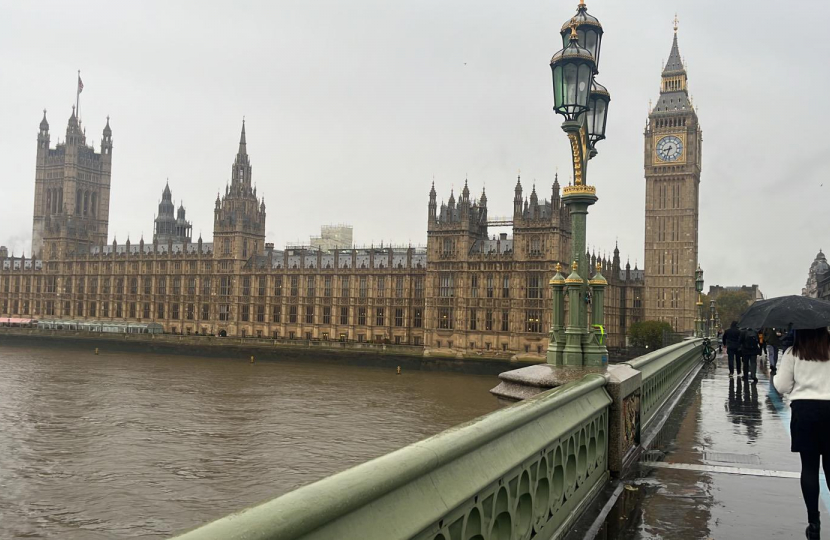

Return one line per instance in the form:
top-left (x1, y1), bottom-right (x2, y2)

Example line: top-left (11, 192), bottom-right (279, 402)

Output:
top-left (0, 328), bottom-right (544, 375)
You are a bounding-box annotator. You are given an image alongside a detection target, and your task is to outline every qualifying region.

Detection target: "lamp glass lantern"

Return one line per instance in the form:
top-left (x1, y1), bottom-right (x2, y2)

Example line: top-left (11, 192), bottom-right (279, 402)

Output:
top-left (560, 8), bottom-right (604, 69)
top-left (586, 80), bottom-right (610, 147)
top-left (695, 266), bottom-right (704, 293)
top-left (551, 30), bottom-right (596, 121)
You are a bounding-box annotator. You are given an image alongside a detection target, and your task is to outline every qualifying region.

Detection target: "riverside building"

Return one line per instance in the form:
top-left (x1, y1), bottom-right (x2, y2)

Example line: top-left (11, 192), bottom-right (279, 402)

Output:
top-left (0, 25), bottom-right (705, 353)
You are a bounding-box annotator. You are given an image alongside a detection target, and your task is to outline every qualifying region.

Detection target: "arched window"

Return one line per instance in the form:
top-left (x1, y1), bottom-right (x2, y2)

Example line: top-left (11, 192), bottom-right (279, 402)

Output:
top-left (76, 190), bottom-right (82, 215)
top-left (45, 189), bottom-right (52, 214)
top-left (91, 192), bottom-right (97, 216)
top-left (83, 191), bottom-right (89, 215)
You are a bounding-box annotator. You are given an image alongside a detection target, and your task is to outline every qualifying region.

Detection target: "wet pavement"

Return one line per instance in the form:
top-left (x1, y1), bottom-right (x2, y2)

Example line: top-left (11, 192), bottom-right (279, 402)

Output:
top-left (583, 352), bottom-right (830, 539)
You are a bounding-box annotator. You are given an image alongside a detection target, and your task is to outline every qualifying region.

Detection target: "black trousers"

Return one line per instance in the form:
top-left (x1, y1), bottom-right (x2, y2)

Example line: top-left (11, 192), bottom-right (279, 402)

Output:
top-left (743, 354), bottom-right (757, 379)
top-left (727, 349), bottom-right (742, 374)
top-left (800, 452), bottom-right (830, 525)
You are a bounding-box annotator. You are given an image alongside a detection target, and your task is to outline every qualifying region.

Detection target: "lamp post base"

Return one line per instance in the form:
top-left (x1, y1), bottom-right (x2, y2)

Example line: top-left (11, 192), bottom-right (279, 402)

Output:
top-left (489, 363), bottom-right (607, 403)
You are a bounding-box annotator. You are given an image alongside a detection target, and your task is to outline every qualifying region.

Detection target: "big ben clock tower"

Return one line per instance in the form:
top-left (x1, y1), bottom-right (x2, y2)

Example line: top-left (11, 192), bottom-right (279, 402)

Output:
top-left (643, 20), bottom-right (702, 333)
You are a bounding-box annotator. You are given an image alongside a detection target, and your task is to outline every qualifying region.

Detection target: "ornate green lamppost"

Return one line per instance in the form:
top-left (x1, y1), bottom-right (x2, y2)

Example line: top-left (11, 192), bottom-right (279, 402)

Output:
top-left (695, 265), bottom-right (704, 338)
top-left (709, 299), bottom-right (716, 338)
top-left (546, 0), bottom-right (611, 368)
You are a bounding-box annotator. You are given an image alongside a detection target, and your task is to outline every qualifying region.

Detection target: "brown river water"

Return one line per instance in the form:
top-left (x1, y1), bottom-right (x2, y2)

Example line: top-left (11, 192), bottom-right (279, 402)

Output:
top-left (0, 344), bottom-right (500, 538)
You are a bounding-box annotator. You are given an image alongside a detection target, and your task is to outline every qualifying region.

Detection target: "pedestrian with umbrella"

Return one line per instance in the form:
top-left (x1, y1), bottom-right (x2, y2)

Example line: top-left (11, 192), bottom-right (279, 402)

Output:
top-left (743, 296), bottom-right (830, 540)
top-left (740, 326), bottom-right (761, 383)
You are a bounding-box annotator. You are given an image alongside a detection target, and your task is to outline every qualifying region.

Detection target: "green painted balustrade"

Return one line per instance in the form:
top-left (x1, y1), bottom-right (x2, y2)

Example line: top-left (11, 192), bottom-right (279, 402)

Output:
top-left (623, 339), bottom-right (703, 425)
top-left (172, 375), bottom-right (612, 540)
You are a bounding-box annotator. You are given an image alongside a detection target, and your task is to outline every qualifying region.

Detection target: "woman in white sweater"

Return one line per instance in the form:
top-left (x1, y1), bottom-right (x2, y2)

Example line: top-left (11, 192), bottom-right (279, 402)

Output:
top-left (774, 327), bottom-right (830, 540)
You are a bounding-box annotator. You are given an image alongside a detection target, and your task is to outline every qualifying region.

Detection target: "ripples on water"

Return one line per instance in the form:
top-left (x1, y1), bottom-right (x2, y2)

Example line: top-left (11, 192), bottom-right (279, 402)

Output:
top-left (0, 344), bottom-right (500, 538)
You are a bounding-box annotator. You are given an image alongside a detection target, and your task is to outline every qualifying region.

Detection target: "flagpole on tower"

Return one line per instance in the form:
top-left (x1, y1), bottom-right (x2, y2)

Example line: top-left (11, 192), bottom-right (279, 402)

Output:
top-left (76, 70), bottom-right (83, 119)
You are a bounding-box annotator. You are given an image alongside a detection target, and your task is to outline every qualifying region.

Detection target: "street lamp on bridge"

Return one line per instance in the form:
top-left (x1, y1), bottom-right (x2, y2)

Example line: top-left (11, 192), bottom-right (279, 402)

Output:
top-left (709, 299), bottom-right (717, 338)
top-left (695, 265), bottom-right (705, 338)
top-left (547, 1), bottom-right (611, 369)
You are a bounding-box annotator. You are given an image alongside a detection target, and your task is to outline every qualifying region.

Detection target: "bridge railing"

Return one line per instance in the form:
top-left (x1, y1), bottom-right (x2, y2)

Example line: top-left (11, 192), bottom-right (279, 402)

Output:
top-left (172, 375), bottom-right (612, 540)
top-left (623, 339), bottom-right (702, 426)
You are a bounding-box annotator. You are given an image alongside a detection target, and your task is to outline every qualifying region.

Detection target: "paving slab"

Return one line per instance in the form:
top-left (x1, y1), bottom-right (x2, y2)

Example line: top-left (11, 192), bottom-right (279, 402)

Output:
top-left (574, 353), bottom-right (830, 540)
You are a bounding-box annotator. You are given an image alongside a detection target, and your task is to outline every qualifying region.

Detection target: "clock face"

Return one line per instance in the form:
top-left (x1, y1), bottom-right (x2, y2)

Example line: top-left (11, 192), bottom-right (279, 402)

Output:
top-left (656, 135), bottom-right (684, 162)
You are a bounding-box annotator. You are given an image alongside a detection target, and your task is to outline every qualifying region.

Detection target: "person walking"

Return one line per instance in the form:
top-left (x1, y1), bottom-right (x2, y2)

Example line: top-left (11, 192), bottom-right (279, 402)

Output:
top-left (774, 327), bottom-right (830, 540)
top-left (741, 327), bottom-right (761, 383)
top-left (765, 327), bottom-right (783, 375)
top-left (723, 321), bottom-right (743, 377)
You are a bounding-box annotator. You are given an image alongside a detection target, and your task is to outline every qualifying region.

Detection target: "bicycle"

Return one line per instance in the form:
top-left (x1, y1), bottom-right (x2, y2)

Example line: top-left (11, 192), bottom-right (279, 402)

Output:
top-left (702, 337), bottom-right (717, 368)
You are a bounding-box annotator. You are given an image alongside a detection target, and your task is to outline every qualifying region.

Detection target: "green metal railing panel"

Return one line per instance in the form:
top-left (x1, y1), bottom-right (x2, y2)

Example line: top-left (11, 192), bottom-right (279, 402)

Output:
top-left (623, 339), bottom-right (702, 424)
top-left (172, 375), bottom-right (611, 540)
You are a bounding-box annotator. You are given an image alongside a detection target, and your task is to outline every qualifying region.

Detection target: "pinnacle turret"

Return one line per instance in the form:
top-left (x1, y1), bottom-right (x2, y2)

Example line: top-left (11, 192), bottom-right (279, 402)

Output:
top-left (238, 119), bottom-right (247, 155)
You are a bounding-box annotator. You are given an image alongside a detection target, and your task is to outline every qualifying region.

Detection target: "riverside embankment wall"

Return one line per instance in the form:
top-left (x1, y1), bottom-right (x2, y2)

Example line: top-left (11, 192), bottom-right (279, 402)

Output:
top-left (0, 328), bottom-right (544, 375)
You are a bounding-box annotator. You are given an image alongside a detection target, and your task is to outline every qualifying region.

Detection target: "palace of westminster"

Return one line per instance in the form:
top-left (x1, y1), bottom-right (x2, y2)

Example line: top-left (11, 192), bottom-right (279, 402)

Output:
top-left (0, 30), bottom-right (702, 354)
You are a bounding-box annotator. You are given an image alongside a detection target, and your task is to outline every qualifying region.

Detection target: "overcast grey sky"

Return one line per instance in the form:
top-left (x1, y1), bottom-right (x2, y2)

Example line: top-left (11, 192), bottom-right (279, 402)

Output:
top-left (1, 0), bottom-right (828, 298)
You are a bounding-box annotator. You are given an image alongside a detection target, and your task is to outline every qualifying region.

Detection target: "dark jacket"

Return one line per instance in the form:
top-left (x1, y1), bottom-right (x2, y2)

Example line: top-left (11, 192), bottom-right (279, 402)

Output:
top-left (764, 328), bottom-right (782, 348)
top-left (740, 329), bottom-right (761, 356)
top-left (723, 327), bottom-right (742, 350)
top-left (781, 329), bottom-right (795, 349)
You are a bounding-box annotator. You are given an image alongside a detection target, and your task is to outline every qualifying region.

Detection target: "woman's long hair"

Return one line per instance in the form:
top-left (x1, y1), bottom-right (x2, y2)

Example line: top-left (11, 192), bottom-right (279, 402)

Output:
top-left (791, 327), bottom-right (830, 361)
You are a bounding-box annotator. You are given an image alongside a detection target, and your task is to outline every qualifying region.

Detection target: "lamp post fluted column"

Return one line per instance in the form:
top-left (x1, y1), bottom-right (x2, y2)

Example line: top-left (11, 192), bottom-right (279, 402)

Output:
top-left (548, 265), bottom-right (566, 365)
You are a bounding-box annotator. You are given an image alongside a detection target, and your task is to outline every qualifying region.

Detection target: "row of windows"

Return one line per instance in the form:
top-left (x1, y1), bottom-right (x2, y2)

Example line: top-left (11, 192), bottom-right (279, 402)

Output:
top-left (654, 116), bottom-right (687, 129)
top-left (2, 275), bottom-right (427, 298)
top-left (655, 182), bottom-right (682, 210)
top-left (655, 215), bottom-right (682, 242)
top-left (656, 250), bottom-right (681, 276)
top-left (51, 260), bottom-right (210, 274)
top-left (439, 273), bottom-right (544, 299)
top-left (655, 288), bottom-right (684, 309)
top-left (438, 308), bottom-right (545, 333)
top-left (264, 306), bottom-right (423, 327)
top-left (0, 299), bottom-right (425, 328)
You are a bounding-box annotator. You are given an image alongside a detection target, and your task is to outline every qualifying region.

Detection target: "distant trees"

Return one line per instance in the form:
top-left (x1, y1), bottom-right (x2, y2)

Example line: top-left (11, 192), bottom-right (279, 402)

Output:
top-left (715, 291), bottom-right (752, 329)
top-left (628, 320), bottom-right (674, 350)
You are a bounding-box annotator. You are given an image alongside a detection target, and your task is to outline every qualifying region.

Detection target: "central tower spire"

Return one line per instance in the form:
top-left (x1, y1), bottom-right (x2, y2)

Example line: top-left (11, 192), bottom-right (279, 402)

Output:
top-left (231, 119), bottom-right (251, 191)
top-left (238, 118), bottom-right (247, 156)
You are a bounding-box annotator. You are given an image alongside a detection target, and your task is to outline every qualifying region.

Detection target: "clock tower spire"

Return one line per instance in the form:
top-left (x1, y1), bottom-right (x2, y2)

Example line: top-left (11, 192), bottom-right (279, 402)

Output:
top-left (642, 22), bottom-right (702, 334)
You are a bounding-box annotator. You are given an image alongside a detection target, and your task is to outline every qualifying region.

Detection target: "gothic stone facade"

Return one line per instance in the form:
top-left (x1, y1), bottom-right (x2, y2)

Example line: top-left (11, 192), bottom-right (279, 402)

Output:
top-left (424, 178), bottom-right (644, 353)
top-left (643, 31), bottom-right (702, 333)
top-left (1, 112), bottom-right (646, 353)
top-left (31, 108), bottom-right (113, 260)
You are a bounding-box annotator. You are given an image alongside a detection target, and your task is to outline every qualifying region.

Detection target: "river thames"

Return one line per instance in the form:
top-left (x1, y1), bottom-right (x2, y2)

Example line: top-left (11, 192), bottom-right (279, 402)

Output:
top-left (0, 344), bottom-right (500, 538)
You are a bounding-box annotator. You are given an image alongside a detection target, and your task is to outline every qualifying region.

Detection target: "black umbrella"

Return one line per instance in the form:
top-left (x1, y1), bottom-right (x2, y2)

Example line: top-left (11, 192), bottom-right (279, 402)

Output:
top-left (738, 295), bottom-right (830, 330)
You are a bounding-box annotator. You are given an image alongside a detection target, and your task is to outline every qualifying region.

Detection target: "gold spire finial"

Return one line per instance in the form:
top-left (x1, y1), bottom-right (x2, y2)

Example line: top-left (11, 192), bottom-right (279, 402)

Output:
top-left (579, 0), bottom-right (586, 7)
top-left (596, 261), bottom-right (602, 272)
top-left (570, 20), bottom-right (579, 40)
top-left (556, 262), bottom-right (563, 273)
top-left (673, 13), bottom-right (679, 33)
top-left (572, 260), bottom-right (578, 272)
